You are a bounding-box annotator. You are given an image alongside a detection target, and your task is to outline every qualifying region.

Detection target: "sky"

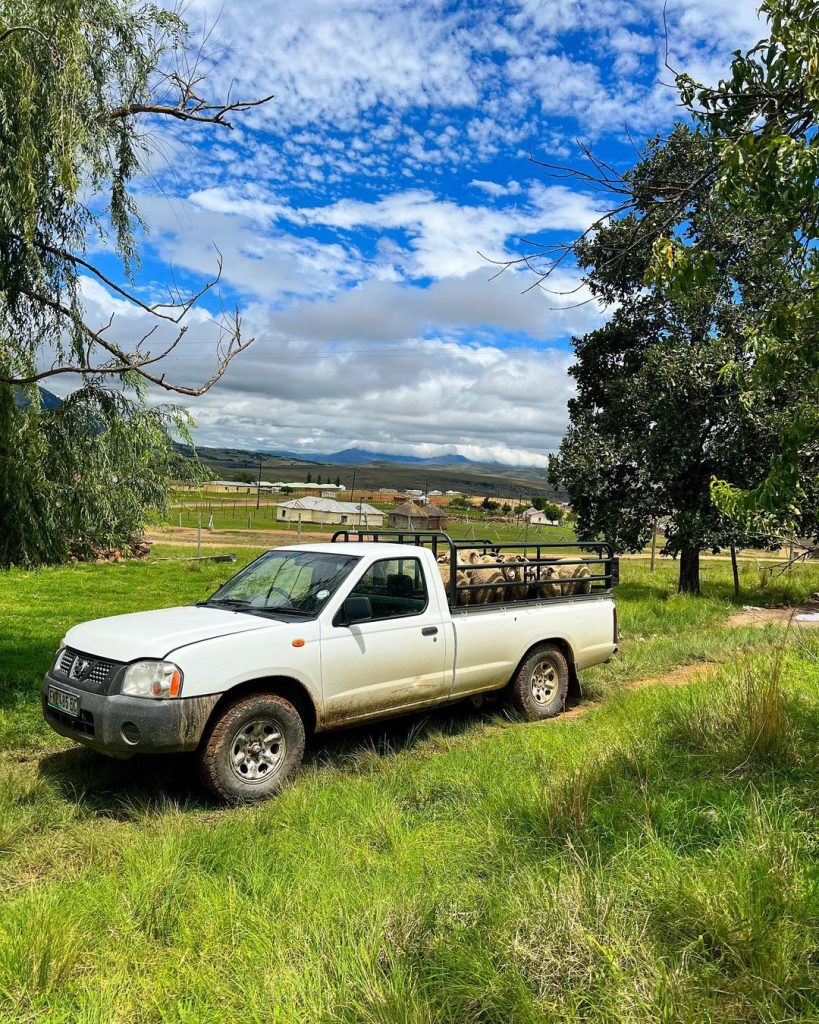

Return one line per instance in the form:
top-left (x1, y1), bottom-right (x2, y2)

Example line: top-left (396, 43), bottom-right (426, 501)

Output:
top-left (77, 0), bottom-right (766, 467)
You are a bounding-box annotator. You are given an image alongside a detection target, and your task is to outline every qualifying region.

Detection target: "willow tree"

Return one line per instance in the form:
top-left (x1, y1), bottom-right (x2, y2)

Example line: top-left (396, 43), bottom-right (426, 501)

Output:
top-left (0, 0), bottom-right (270, 565)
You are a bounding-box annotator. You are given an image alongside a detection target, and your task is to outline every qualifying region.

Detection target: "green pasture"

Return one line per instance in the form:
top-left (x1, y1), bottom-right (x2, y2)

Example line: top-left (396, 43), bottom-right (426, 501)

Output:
top-left (0, 551), bottom-right (817, 1022)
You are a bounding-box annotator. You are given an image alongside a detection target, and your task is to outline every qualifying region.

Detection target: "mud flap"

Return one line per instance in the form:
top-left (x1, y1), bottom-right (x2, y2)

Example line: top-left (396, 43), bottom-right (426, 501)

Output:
top-left (567, 662), bottom-right (582, 704)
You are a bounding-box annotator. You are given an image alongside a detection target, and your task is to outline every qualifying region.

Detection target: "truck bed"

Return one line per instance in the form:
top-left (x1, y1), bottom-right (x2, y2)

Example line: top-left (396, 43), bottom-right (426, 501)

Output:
top-left (331, 530), bottom-right (618, 610)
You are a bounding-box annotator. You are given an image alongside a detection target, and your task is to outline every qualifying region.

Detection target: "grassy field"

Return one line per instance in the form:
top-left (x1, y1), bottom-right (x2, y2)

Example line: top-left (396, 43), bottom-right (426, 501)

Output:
top-left (0, 551), bottom-right (817, 1022)
top-left (160, 491), bottom-right (577, 546)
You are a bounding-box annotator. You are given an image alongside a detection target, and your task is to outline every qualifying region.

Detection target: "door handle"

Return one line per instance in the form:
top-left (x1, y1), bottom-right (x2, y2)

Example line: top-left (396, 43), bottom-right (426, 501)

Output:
top-left (421, 626), bottom-right (438, 636)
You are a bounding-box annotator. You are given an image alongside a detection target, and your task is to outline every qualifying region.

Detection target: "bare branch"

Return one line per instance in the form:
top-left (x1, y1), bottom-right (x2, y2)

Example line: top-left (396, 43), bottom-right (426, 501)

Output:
top-left (108, 93), bottom-right (274, 130)
top-left (3, 287), bottom-right (254, 397)
top-left (6, 231), bottom-right (222, 323)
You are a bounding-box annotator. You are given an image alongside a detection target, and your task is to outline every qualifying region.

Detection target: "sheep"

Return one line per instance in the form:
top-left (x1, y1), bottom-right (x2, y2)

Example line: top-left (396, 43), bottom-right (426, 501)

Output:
top-left (436, 559), bottom-right (473, 605)
top-left (465, 565), bottom-right (506, 604)
top-left (443, 550), bottom-right (506, 604)
top-left (532, 563), bottom-right (563, 598)
top-left (553, 557), bottom-right (593, 596)
top-left (495, 552), bottom-right (531, 600)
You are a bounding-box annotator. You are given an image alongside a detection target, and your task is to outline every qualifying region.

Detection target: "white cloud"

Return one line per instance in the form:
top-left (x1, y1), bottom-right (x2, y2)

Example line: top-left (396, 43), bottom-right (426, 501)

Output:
top-left (97, 0), bottom-right (771, 465)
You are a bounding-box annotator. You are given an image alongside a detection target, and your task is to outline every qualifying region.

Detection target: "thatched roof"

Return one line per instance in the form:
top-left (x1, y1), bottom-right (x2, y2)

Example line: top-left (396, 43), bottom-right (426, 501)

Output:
top-left (390, 500), bottom-right (446, 520)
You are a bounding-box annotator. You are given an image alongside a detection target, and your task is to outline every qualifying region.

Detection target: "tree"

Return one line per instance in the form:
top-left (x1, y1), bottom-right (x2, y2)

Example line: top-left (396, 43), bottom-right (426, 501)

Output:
top-left (335, 476), bottom-right (341, 488)
top-left (316, 473), bottom-right (322, 485)
top-left (666, 0), bottom-right (819, 526)
top-left (0, 1), bottom-right (270, 566)
top-left (543, 501), bottom-right (562, 523)
top-left (0, 386), bottom-right (203, 564)
top-left (508, 1), bottom-right (817, 533)
top-left (0, 0), bottom-right (267, 393)
top-left (481, 497), bottom-right (499, 512)
top-left (548, 128), bottom-right (790, 593)
top-left (306, 472), bottom-right (312, 484)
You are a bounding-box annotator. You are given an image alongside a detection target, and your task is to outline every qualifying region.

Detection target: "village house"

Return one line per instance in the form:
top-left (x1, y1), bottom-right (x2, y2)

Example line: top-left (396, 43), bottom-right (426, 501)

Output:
top-left (276, 496), bottom-right (383, 527)
top-left (388, 500), bottom-right (447, 530)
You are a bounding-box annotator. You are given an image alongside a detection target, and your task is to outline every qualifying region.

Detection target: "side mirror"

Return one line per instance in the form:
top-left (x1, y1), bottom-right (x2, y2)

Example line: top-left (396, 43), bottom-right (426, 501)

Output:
top-left (339, 595), bottom-right (373, 626)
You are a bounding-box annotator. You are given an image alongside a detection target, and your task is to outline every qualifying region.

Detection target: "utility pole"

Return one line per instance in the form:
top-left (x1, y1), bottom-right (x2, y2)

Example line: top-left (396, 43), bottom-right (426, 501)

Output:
top-left (256, 458), bottom-right (262, 510)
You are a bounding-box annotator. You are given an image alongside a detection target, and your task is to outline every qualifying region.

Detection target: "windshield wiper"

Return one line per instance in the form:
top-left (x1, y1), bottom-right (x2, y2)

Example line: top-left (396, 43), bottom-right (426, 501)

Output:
top-left (199, 597), bottom-right (253, 609)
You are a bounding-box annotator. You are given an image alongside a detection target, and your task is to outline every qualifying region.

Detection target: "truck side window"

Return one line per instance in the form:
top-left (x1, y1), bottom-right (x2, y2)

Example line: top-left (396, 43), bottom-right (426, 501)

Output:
top-left (349, 558), bottom-right (428, 620)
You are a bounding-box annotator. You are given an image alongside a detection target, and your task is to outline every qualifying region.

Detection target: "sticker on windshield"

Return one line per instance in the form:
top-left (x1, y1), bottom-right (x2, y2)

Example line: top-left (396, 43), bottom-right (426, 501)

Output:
top-left (316, 589), bottom-right (330, 601)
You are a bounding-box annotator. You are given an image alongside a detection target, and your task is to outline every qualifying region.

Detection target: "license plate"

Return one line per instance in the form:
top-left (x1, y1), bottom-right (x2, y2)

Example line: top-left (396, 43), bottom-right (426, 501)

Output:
top-left (48, 686), bottom-right (79, 718)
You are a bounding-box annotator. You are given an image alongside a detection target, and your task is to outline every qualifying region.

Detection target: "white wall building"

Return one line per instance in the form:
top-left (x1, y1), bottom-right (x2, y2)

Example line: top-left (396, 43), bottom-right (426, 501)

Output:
top-left (276, 496), bottom-right (383, 527)
top-left (522, 506), bottom-right (558, 526)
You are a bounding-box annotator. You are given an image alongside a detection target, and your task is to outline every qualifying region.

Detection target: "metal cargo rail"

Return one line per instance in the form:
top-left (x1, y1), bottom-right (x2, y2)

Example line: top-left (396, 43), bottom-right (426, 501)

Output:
top-left (330, 530), bottom-right (618, 609)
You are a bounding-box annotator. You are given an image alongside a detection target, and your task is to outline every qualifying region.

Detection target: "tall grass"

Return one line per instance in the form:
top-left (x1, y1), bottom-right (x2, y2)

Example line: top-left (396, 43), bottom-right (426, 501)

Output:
top-left (0, 554), bottom-right (817, 1021)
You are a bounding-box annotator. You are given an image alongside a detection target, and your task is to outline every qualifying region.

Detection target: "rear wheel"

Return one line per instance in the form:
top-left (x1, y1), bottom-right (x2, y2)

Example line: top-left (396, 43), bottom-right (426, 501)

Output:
top-left (198, 693), bottom-right (305, 803)
top-left (508, 644), bottom-right (569, 720)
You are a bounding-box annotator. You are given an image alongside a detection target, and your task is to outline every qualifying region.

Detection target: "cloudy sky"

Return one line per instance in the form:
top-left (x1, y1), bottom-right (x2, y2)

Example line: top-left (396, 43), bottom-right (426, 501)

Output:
top-left (80, 0), bottom-right (765, 466)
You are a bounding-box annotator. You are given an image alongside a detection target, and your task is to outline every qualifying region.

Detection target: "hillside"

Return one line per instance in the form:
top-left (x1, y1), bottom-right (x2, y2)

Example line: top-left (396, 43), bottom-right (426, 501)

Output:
top-left (178, 443), bottom-right (566, 500)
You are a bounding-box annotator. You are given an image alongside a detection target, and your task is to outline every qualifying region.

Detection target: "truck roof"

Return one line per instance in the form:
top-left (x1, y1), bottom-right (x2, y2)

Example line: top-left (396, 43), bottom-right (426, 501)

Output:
top-left (277, 542), bottom-right (434, 557)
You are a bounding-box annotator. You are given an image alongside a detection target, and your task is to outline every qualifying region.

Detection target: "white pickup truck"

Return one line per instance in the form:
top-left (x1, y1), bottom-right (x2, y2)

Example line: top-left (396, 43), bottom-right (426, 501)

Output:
top-left (42, 532), bottom-right (618, 802)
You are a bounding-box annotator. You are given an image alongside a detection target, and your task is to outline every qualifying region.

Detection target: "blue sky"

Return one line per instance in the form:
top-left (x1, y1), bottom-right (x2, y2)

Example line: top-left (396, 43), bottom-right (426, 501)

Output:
top-left (77, 0), bottom-right (766, 466)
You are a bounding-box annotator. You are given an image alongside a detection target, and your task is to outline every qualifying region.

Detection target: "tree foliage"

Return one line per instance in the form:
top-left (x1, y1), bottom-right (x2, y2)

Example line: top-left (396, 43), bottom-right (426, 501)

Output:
top-left (549, 127), bottom-right (795, 593)
top-left (0, 0), bottom-right (266, 391)
top-left (0, 387), bottom-right (204, 566)
top-left (510, 0), bottom-right (817, 534)
top-left (0, 1), bottom-right (269, 566)
top-left (662, 0), bottom-right (819, 527)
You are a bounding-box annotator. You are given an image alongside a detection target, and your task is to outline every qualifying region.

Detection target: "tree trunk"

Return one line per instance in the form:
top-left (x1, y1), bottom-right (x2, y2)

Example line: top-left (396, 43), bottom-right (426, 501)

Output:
top-left (678, 546), bottom-right (701, 594)
top-left (730, 545), bottom-right (740, 598)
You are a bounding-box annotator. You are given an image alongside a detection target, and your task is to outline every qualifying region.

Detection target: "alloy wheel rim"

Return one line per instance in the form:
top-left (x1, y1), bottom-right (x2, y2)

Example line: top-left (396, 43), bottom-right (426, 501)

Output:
top-left (229, 716), bottom-right (286, 783)
top-left (531, 660), bottom-right (557, 705)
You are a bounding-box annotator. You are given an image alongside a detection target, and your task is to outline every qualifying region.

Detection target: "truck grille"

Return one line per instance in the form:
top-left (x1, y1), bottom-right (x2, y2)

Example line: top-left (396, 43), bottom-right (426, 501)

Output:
top-left (58, 648), bottom-right (120, 691)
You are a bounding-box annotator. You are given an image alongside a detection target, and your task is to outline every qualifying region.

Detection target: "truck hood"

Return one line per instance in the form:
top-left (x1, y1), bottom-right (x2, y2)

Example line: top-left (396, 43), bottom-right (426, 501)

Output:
top-left (63, 605), bottom-right (283, 662)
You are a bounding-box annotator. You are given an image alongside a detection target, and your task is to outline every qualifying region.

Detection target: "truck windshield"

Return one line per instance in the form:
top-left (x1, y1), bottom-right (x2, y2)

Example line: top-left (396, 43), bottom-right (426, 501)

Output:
top-left (203, 550), bottom-right (359, 616)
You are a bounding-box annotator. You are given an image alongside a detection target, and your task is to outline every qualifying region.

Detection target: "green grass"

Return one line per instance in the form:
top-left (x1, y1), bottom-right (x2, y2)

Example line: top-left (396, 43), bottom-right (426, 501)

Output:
top-left (0, 552), bottom-right (818, 1022)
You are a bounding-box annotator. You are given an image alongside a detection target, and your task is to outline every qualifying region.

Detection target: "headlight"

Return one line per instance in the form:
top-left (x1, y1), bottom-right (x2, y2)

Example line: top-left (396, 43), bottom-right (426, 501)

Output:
top-left (122, 661), bottom-right (183, 699)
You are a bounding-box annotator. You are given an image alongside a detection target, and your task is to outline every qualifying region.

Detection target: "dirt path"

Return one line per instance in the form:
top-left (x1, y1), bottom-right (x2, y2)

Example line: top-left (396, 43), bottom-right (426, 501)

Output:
top-left (726, 602), bottom-right (819, 628)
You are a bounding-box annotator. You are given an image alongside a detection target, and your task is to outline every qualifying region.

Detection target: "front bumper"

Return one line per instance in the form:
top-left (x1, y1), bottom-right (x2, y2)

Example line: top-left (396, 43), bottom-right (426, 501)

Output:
top-left (42, 672), bottom-right (220, 758)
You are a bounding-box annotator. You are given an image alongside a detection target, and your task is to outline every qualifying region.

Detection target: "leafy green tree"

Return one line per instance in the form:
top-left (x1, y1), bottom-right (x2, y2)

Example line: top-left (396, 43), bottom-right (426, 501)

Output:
top-left (549, 128), bottom-right (789, 593)
top-left (530, 498), bottom-right (562, 522)
top-left (663, 0), bottom-right (819, 526)
top-left (0, 387), bottom-right (203, 565)
top-left (0, 1), bottom-right (268, 565)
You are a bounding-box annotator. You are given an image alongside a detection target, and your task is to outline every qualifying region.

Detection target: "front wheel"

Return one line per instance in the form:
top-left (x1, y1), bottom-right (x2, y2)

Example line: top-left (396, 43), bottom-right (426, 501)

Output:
top-left (198, 693), bottom-right (305, 803)
top-left (508, 645), bottom-right (569, 721)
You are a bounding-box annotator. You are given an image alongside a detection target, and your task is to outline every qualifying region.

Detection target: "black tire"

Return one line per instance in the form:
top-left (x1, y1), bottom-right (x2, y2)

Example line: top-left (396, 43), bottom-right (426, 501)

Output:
top-left (198, 693), bottom-right (305, 803)
top-left (508, 644), bottom-right (569, 721)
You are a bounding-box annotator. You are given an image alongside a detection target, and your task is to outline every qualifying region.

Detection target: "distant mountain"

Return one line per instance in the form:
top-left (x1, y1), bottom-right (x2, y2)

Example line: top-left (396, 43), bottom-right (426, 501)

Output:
top-left (13, 386), bottom-right (62, 411)
top-left (265, 447), bottom-right (475, 466)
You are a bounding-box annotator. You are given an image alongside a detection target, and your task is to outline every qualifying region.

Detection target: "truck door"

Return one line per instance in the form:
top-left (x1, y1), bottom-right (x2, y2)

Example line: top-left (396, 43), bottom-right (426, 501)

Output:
top-left (320, 556), bottom-right (449, 723)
